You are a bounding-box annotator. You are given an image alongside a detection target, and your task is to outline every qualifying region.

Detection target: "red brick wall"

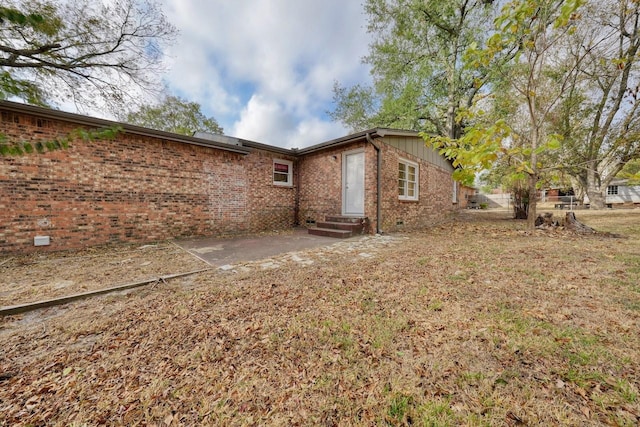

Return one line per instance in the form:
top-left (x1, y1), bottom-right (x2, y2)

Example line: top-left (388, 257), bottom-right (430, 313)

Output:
top-left (459, 185), bottom-right (476, 209)
top-left (378, 142), bottom-right (455, 232)
top-left (297, 139), bottom-right (455, 233)
top-left (363, 144), bottom-right (379, 231)
top-left (0, 109), bottom-right (296, 253)
top-left (297, 141), bottom-right (376, 225)
top-left (244, 150), bottom-right (297, 231)
top-left (1, 106), bottom-right (457, 253)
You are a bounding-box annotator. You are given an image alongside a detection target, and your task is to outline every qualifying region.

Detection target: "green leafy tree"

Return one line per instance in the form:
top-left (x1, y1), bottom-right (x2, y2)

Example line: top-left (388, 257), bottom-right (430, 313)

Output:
top-left (428, 0), bottom-right (583, 228)
top-left (0, 125), bottom-right (121, 156)
top-left (0, 0), bottom-right (176, 113)
top-left (0, 1), bottom-right (175, 156)
top-left (550, 0), bottom-right (640, 208)
top-left (330, 0), bottom-right (499, 138)
top-left (477, 0), bottom-right (640, 210)
top-left (617, 158), bottom-right (640, 185)
top-left (122, 96), bottom-right (223, 136)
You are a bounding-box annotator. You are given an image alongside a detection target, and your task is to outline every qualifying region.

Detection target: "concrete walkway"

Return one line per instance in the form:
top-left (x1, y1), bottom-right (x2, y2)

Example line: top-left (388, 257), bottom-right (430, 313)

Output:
top-left (174, 228), bottom-right (352, 267)
top-left (2, 229), bottom-right (405, 315)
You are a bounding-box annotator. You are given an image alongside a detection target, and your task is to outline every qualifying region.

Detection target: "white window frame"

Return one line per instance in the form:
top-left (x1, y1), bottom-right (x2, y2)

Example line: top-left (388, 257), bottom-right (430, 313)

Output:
top-left (607, 185), bottom-right (618, 195)
top-left (273, 159), bottom-right (293, 187)
top-left (398, 158), bottom-right (419, 201)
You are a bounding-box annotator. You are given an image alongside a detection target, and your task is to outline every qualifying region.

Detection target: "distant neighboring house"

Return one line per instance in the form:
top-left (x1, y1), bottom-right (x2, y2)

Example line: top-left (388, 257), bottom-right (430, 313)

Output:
top-left (543, 187), bottom-right (575, 202)
top-left (0, 101), bottom-right (459, 253)
top-left (542, 187), bottom-right (581, 209)
top-left (542, 182), bottom-right (640, 207)
top-left (458, 184), bottom-right (477, 209)
top-left (605, 179), bottom-right (640, 206)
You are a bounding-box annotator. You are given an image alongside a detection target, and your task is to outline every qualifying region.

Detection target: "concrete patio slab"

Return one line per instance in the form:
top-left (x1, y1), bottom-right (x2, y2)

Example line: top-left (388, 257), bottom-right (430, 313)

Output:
top-left (174, 228), bottom-right (356, 267)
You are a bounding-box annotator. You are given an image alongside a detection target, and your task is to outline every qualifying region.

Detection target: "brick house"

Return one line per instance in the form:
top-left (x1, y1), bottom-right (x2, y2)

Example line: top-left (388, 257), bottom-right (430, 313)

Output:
top-left (297, 130), bottom-right (457, 235)
top-left (458, 184), bottom-right (477, 209)
top-left (0, 101), bottom-right (459, 253)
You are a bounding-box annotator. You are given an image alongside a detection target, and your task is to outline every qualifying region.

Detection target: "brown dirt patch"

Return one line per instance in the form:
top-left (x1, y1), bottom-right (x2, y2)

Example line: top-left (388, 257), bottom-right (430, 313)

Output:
top-left (1, 209), bottom-right (639, 426)
top-left (0, 242), bottom-right (209, 307)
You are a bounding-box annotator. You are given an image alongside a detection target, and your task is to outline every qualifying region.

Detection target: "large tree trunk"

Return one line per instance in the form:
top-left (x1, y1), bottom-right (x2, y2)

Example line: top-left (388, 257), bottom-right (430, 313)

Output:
top-left (587, 188), bottom-right (606, 209)
top-left (586, 163), bottom-right (606, 209)
top-left (526, 172), bottom-right (538, 229)
top-left (512, 185), bottom-right (528, 219)
top-left (526, 123), bottom-right (539, 229)
top-left (565, 212), bottom-right (596, 234)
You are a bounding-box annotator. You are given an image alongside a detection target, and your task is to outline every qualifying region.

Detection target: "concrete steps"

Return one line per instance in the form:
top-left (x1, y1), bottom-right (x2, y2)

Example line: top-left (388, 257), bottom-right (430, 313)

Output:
top-left (308, 215), bottom-right (367, 238)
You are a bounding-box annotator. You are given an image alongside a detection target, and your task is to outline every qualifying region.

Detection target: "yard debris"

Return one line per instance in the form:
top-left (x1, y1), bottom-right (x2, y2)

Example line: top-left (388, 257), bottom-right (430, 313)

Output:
top-left (534, 212), bottom-right (559, 228)
top-left (0, 268), bottom-right (212, 316)
top-left (0, 371), bottom-right (16, 382)
top-left (506, 411), bottom-right (527, 425)
top-left (0, 209), bottom-right (639, 425)
top-left (0, 242), bottom-right (210, 307)
top-left (534, 211), bottom-right (606, 235)
top-left (0, 257), bottom-right (14, 267)
top-left (564, 211), bottom-right (597, 234)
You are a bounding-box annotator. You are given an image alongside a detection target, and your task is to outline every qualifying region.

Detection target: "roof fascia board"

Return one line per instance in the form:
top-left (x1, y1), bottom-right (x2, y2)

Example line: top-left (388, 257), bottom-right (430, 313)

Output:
top-left (375, 128), bottom-right (421, 138)
top-left (193, 131), bottom-right (294, 156)
top-left (297, 128), bottom-right (426, 156)
top-left (1, 101), bottom-right (442, 160)
top-left (235, 139), bottom-right (295, 156)
top-left (0, 100), bottom-right (252, 155)
top-left (297, 128), bottom-right (382, 155)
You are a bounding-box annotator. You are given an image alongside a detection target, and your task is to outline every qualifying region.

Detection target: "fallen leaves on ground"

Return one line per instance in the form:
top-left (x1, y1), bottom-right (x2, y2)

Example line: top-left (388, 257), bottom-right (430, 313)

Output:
top-left (0, 209), bottom-right (639, 426)
top-left (0, 242), bottom-right (209, 307)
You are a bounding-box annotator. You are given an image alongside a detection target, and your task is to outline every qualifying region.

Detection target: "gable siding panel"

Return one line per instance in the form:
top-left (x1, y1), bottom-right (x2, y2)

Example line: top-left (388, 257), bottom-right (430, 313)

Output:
top-left (384, 136), bottom-right (452, 172)
top-left (378, 139), bottom-right (455, 232)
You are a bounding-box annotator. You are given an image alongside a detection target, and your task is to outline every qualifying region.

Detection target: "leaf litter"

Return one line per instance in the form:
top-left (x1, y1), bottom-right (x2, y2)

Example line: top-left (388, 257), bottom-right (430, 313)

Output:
top-left (0, 209), bottom-right (639, 426)
top-left (0, 242), bottom-right (209, 307)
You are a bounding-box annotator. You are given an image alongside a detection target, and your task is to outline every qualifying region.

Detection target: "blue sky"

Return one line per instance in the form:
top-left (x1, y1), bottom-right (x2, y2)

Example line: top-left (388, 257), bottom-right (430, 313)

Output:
top-left (158, 0), bottom-right (373, 149)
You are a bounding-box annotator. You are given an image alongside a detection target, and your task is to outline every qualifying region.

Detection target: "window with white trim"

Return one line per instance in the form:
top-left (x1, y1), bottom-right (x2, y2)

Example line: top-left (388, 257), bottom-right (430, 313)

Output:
top-left (273, 159), bottom-right (293, 186)
top-left (398, 159), bottom-right (419, 201)
top-left (607, 185), bottom-right (618, 195)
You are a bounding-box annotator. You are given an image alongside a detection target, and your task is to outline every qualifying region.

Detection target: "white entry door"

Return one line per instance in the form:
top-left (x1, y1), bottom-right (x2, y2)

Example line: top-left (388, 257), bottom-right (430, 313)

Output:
top-left (342, 150), bottom-right (365, 215)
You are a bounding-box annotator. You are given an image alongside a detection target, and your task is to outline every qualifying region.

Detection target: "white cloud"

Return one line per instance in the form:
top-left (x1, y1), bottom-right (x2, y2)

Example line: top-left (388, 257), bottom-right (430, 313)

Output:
top-left (293, 118), bottom-right (348, 148)
top-left (231, 95), bottom-right (347, 149)
top-left (231, 95), bottom-right (294, 145)
top-left (163, 46), bottom-right (240, 116)
top-left (159, 0), bottom-right (371, 147)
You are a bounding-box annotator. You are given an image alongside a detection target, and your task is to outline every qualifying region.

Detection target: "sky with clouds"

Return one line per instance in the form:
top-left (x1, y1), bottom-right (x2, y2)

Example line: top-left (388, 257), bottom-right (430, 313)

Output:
top-left (157, 0), bottom-right (373, 149)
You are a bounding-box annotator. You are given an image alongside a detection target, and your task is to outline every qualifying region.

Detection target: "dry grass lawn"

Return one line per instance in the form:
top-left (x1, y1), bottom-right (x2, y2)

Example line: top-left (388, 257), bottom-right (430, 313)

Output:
top-left (0, 242), bottom-right (210, 307)
top-left (1, 209), bottom-right (639, 426)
